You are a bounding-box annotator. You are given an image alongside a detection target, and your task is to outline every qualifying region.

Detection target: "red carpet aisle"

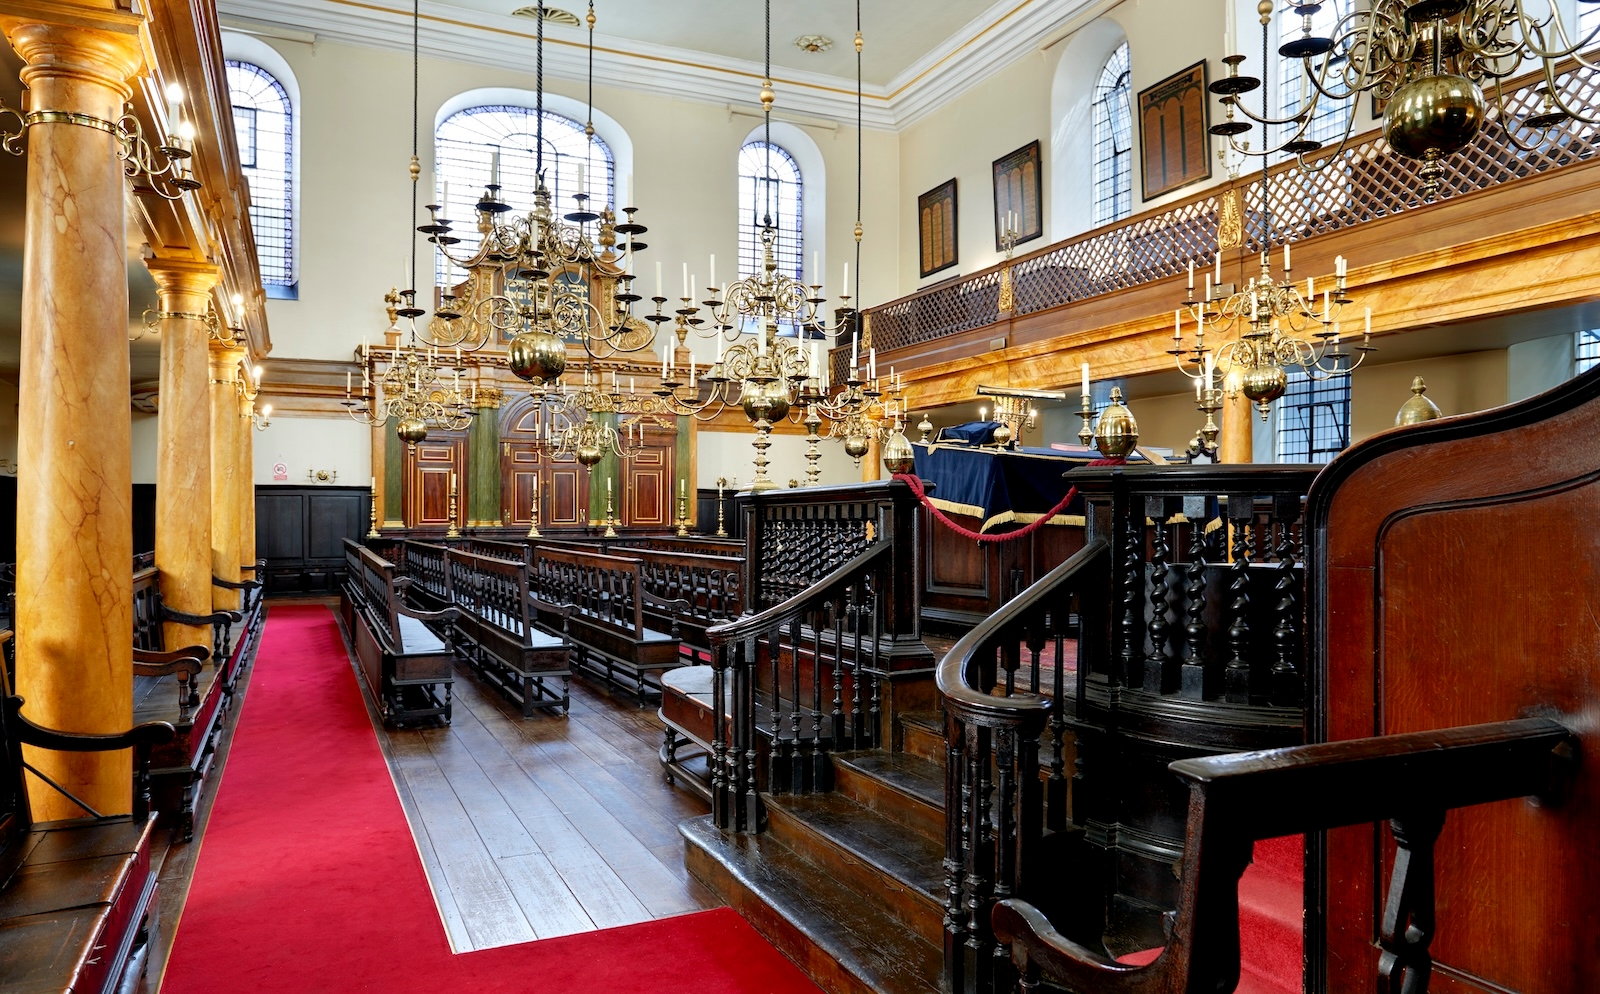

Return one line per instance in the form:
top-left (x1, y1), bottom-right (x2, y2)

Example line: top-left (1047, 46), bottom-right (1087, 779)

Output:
top-left (160, 605), bottom-right (822, 994)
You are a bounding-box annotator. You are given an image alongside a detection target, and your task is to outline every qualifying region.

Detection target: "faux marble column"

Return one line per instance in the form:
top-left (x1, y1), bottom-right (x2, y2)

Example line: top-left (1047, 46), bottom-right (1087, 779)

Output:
top-left (238, 383), bottom-right (257, 571)
top-left (3, 15), bottom-right (144, 819)
top-left (210, 342), bottom-right (243, 611)
top-left (370, 421), bottom-right (387, 528)
top-left (466, 390), bottom-right (502, 526)
top-left (148, 261), bottom-right (219, 652)
top-left (1220, 389), bottom-right (1254, 464)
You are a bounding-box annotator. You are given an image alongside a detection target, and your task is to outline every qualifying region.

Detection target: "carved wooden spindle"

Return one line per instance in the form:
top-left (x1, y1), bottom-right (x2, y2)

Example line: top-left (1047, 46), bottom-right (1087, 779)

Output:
top-left (1224, 493), bottom-right (1254, 704)
top-left (710, 649), bottom-right (728, 827)
top-left (1378, 810), bottom-right (1445, 994)
top-left (962, 724), bottom-right (990, 994)
top-left (1144, 495), bottom-right (1181, 694)
top-left (943, 715), bottom-right (968, 994)
top-left (1271, 495), bottom-right (1304, 707)
top-left (1046, 621), bottom-right (1068, 832)
top-left (1118, 503), bottom-right (1145, 687)
top-left (1180, 495), bottom-right (1212, 700)
top-left (994, 728), bottom-right (1016, 900)
top-left (811, 607), bottom-right (826, 790)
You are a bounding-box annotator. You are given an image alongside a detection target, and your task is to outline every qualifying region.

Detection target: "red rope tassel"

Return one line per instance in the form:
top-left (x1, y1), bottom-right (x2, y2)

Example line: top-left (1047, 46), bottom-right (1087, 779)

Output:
top-left (893, 458), bottom-right (1125, 544)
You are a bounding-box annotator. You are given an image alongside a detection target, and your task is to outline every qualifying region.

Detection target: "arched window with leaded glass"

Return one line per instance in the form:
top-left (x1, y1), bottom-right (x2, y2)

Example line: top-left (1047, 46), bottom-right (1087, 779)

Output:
top-left (226, 60), bottom-right (295, 293)
top-left (1091, 42), bottom-right (1133, 226)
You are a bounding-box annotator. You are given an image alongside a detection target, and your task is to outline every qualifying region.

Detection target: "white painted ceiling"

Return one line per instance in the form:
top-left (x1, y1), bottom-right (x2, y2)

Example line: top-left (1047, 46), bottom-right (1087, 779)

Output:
top-left (437, 0), bottom-right (994, 86)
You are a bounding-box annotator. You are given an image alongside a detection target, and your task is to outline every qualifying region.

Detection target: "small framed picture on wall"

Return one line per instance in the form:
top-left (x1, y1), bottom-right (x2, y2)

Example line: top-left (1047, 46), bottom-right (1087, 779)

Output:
top-left (1138, 60), bottom-right (1213, 200)
top-left (918, 178), bottom-right (959, 278)
top-left (991, 140), bottom-right (1043, 251)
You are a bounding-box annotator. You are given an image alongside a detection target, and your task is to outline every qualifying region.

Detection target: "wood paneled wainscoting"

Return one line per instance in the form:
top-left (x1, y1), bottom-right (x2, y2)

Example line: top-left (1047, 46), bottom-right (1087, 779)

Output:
top-left (255, 485), bottom-right (371, 595)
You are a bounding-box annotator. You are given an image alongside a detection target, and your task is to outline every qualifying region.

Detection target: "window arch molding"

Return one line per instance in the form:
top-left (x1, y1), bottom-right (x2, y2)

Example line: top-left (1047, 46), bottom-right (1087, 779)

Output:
top-left (736, 122), bottom-right (826, 288)
top-left (434, 88), bottom-right (634, 209)
top-left (219, 32), bottom-right (300, 297)
top-left (1048, 18), bottom-right (1128, 240)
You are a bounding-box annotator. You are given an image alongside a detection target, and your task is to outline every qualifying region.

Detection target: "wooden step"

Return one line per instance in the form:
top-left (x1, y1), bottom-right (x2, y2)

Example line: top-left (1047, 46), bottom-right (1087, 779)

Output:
top-left (898, 710), bottom-right (945, 764)
top-left (682, 816), bottom-right (943, 994)
top-left (763, 792), bottom-right (946, 946)
top-left (831, 750), bottom-right (945, 846)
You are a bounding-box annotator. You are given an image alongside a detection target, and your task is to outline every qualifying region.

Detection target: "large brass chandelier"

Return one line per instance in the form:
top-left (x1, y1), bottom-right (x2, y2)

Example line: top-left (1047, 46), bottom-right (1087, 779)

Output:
top-left (345, 0), bottom-right (474, 450)
top-left (1212, 1), bottom-right (1600, 199)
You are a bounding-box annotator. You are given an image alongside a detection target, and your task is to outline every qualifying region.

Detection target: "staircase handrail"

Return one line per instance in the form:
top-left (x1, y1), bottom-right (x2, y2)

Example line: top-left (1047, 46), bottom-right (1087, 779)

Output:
top-left (707, 540), bottom-right (891, 648)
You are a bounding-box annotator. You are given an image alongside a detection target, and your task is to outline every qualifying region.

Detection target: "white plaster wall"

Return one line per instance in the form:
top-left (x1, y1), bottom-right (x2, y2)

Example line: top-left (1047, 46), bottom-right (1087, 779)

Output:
top-left (251, 415), bottom-right (372, 486)
top-left (696, 430), bottom-right (856, 490)
top-left (131, 412), bottom-right (159, 485)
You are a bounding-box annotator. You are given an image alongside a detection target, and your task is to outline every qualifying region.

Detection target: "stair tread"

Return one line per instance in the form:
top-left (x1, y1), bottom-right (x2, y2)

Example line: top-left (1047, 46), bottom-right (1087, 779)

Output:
top-left (682, 816), bottom-right (943, 994)
top-left (765, 792), bottom-right (945, 903)
top-left (899, 710), bottom-right (943, 734)
top-left (833, 750), bottom-right (946, 812)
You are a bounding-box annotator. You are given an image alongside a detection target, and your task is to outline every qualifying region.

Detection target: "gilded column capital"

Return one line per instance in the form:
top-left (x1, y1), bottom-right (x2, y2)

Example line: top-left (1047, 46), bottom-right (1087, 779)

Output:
top-left (146, 259), bottom-right (221, 302)
top-left (0, 6), bottom-right (143, 105)
top-left (473, 385), bottom-right (505, 410)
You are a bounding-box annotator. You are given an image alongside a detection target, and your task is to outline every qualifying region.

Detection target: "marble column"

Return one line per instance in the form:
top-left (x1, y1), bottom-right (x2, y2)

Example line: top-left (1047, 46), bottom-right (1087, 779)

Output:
top-left (148, 260), bottom-right (219, 652)
top-left (210, 342), bottom-right (244, 611)
top-left (1220, 389), bottom-right (1254, 464)
top-left (370, 421), bottom-right (386, 528)
top-left (238, 380), bottom-right (258, 572)
top-left (2, 13), bottom-right (144, 819)
top-left (466, 389), bottom-right (502, 526)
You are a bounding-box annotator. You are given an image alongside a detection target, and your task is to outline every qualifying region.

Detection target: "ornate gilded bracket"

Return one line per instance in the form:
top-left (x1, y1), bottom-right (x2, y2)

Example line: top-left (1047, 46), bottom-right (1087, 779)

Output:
top-left (0, 98), bottom-right (201, 201)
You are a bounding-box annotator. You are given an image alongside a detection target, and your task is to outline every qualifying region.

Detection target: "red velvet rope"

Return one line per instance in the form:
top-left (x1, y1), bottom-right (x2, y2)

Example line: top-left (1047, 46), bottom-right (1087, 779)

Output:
top-left (893, 459), bottom-right (1126, 544)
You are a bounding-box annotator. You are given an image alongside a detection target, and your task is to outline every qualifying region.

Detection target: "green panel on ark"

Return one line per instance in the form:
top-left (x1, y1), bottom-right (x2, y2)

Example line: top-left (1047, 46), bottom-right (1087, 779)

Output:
top-left (588, 412), bottom-right (619, 526)
top-left (384, 416), bottom-right (403, 528)
top-left (467, 404), bottom-right (500, 525)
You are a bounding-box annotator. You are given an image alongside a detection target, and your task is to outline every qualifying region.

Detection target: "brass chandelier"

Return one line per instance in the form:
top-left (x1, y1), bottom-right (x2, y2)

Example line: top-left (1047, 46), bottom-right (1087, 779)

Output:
top-left (1212, 1), bottom-right (1600, 199)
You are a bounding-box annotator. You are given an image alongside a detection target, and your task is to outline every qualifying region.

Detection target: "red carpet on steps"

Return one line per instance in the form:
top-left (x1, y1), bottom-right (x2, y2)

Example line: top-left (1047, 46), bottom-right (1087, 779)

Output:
top-left (160, 605), bottom-right (822, 994)
top-left (1116, 833), bottom-right (1304, 994)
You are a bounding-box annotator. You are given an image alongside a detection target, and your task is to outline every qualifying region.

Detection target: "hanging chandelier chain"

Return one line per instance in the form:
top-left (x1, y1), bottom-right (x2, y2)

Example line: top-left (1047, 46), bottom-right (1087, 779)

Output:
top-left (536, 1), bottom-right (545, 177)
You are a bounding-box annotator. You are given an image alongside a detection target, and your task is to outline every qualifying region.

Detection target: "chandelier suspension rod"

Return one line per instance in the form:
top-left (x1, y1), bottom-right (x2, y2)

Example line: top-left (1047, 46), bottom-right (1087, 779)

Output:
top-left (536, 1), bottom-right (544, 179)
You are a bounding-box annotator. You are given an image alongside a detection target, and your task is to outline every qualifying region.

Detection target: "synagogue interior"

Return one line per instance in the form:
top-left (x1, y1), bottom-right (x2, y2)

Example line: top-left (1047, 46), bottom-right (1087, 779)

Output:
top-left (0, 1), bottom-right (1596, 992)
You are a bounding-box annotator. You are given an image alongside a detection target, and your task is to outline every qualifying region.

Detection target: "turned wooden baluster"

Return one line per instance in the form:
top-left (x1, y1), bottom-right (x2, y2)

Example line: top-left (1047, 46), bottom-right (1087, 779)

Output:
top-left (1144, 496), bottom-right (1181, 694)
top-left (710, 645), bottom-right (729, 827)
top-left (962, 721), bottom-right (994, 994)
top-left (1378, 810), bottom-right (1445, 994)
top-left (1224, 493), bottom-right (1254, 704)
top-left (1271, 494), bottom-right (1304, 707)
top-left (943, 712), bottom-right (968, 994)
top-left (1118, 499), bottom-right (1145, 688)
top-left (1180, 495), bottom-right (1213, 700)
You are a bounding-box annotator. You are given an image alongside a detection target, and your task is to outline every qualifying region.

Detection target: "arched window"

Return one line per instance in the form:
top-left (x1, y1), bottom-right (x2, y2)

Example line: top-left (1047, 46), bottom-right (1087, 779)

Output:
top-left (226, 61), bottom-right (294, 292)
top-left (738, 140), bottom-right (805, 336)
top-left (1583, 2), bottom-right (1600, 35)
top-left (1090, 43), bottom-right (1132, 226)
top-left (435, 105), bottom-right (614, 280)
top-left (1278, 0), bottom-right (1353, 152)
top-left (1275, 370), bottom-right (1351, 463)
top-left (1578, 329), bottom-right (1600, 374)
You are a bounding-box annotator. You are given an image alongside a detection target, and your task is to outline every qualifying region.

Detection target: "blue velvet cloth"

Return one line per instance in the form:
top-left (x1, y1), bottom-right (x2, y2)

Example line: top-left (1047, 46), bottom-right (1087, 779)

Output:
top-left (910, 442), bottom-right (1094, 533)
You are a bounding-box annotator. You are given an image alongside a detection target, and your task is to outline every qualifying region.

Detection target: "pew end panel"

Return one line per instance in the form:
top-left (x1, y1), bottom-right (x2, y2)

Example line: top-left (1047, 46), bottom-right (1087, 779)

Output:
top-left (341, 540), bottom-right (458, 727)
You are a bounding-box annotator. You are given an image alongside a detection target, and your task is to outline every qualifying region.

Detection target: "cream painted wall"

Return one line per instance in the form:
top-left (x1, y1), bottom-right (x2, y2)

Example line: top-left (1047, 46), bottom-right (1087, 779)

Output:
top-left (1350, 351), bottom-right (1509, 443)
top-left (696, 429), bottom-right (857, 491)
top-left (235, 35), bottom-right (901, 369)
top-left (131, 412), bottom-right (159, 485)
top-left (251, 415), bottom-right (372, 486)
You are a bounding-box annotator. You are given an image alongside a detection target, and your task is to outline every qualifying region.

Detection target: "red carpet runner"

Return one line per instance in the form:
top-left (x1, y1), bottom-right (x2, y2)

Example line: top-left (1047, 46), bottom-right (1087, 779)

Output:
top-left (160, 605), bottom-right (822, 994)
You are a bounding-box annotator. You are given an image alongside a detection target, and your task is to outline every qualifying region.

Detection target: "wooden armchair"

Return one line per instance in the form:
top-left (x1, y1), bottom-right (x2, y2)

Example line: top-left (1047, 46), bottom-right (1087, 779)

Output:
top-left (994, 718), bottom-right (1573, 994)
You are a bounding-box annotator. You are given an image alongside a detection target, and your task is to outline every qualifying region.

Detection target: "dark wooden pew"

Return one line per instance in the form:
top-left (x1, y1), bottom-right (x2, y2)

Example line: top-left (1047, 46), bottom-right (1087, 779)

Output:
top-left (340, 540), bottom-right (457, 725)
top-left (529, 546), bottom-right (683, 703)
top-left (0, 646), bottom-right (175, 994)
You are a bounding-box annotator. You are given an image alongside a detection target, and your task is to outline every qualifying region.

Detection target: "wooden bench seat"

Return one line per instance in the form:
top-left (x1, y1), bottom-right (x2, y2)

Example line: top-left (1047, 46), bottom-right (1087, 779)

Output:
top-left (0, 653), bottom-right (174, 994)
top-left (531, 546), bottom-right (684, 703)
top-left (341, 540), bottom-right (457, 726)
top-left (659, 665), bottom-right (715, 800)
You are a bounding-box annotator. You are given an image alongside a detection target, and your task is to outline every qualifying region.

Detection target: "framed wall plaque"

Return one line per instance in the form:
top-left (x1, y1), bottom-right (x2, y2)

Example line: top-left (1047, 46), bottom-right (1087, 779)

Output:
top-left (991, 140), bottom-right (1043, 251)
top-left (1138, 60), bottom-right (1212, 200)
top-left (918, 178), bottom-right (959, 278)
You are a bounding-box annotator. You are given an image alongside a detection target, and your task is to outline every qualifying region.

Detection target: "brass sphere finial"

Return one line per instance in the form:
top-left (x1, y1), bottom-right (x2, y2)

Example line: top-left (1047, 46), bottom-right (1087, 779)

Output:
top-left (882, 431), bottom-right (915, 475)
top-left (1093, 387), bottom-right (1140, 459)
top-left (760, 80), bottom-right (775, 112)
top-left (586, 6), bottom-right (595, 28)
top-left (854, 222), bottom-right (863, 242)
top-left (855, 31), bottom-right (863, 53)
top-left (1258, 0), bottom-right (1274, 23)
top-left (1395, 376), bottom-right (1443, 426)
top-left (409, 155), bottom-right (421, 182)
top-left (585, 121), bottom-right (595, 138)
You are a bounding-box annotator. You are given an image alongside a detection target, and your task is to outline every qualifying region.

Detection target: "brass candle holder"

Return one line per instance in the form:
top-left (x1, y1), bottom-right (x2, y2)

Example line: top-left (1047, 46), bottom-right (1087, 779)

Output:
top-left (367, 482), bottom-right (381, 539)
top-left (1187, 387), bottom-right (1223, 462)
top-left (803, 405), bottom-right (823, 486)
top-left (715, 477), bottom-right (731, 538)
top-left (527, 481), bottom-right (542, 539)
top-left (446, 479), bottom-right (461, 539)
top-left (603, 489), bottom-right (618, 538)
top-left (675, 487), bottom-right (690, 537)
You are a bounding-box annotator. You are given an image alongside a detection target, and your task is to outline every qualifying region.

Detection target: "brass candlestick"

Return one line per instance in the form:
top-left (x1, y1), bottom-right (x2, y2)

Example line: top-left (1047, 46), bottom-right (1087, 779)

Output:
top-left (715, 477), bottom-right (730, 538)
top-left (803, 405), bottom-right (822, 486)
top-left (446, 480), bottom-right (461, 538)
top-left (367, 483), bottom-right (381, 539)
top-left (675, 490), bottom-right (690, 537)
top-left (603, 490), bottom-right (618, 538)
top-left (1186, 387), bottom-right (1223, 462)
top-left (527, 483), bottom-right (542, 539)
top-left (1077, 393), bottom-right (1097, 447)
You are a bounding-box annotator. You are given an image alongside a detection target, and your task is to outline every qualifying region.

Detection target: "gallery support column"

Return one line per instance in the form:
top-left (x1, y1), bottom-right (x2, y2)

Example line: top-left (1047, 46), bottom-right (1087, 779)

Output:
top-left (1220, 389), bottom-right (1254, 464)
top-left (148, 260), bottom-right (220, 652)
top-left (238, 377), bottom-right (259, 574)
top-left (210, 340), bottom-right (244, 612)
top-left (2, 11), bottom-right (145, 819)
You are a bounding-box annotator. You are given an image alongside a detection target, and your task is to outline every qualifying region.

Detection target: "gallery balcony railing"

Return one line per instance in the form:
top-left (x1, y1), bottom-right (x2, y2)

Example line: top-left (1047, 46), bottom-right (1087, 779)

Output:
top-left (833, 58), bottom-right (1599, 382)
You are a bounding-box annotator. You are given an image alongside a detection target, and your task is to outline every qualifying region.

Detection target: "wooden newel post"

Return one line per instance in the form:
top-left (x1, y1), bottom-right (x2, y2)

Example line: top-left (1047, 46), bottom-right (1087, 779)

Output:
top-left (3, 9), bottom-right (146, 819)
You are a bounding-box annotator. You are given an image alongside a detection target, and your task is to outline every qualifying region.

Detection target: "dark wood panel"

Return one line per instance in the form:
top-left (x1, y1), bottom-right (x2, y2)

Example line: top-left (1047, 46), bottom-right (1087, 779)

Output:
top-left (307, 493), bottom-right (364, 559)
top-left (404, 435), bottom-right (465, 529)
top-left (257, 493), bottom-right (306, 560)
top-left (254, 486), bottom-right (370, 596)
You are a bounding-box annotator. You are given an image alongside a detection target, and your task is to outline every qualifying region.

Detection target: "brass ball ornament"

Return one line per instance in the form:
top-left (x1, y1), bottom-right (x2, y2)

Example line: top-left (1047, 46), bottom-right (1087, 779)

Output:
top-left (1383, 73), bottom-right (1486, 164)
top-left (575, 440), bottom-right (603, 467)
top-left (397, 417), bottom-right (429, 446)
top-left (843, 434), bottom-right (870, 462)
top-left (1092, 387), bottom-right (1140, 460)
top-left (1241, 365), bottom-right (1289, 406)
top-left (508, 329), bottom-right (568, 384)
top-left (740, 378), bottom-right (791, 423)
top-left (881, 431), bottom-right (916, 475)
top-left (991, 423), bottom-right (1014, 447)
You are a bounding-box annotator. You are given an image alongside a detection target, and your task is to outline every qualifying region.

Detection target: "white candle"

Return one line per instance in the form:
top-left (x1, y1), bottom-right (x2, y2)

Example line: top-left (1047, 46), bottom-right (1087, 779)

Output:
top-left (1307, 276), bottom-right (1315, 299)
top-left (811, 341), bottom-right (820, 378)
top-left (709, 253), bottom-right (716, 289)
top-left (1205, 273), bottom-right (1212, 302)
top-left (370, 475), bottom-right (376, 490)
top-left (716, 335), bottom-right (724, 363)
top-left (691, 276), bottom-right (697, 302)
top-left (869, 348), bottom-right (877, 381)
top-left (842, 262), bottom-right (850, 295)
top-left (812, 250), bottom-right (820, 285)
top-left (608, 478), bottom-right (612, 496)
top-left (758, 328), bottom-right (767, 357)
top-left (1214, 251), bottom-right (1222, 282)
top-left (1283, 242), bottom-right (1291, 271)
top-left (1196, 376), bottom-right (1203, 401)
top-left (441, 180), bottom-right (449, 213)
top-left (346, 370), bottom-right (352, 394)
top-left (1205, 352), bottom-right (1214, 387)
top-left (630, 376), bottom-right (635, 394)
top-left (851, 334), bottom-right (858, 367)
top-left (682, 263), bottom-right (689, 299)
top-left (450, 471), bottom-right (456, 490)
top-left (1364, 307), bottom-right (1372, 337)
top-left (655, 261), bottom-right (663, 298)
top-left (680, 479), bottom-right (686, 498)
top-left (690, 363), bottom-right (698, 388)
top-left (1187, 260), bottom-right (1195, 292)
top-left (489, 148), bottom-right (500, 187)
top-left (1081, 362), bottom-right (1090, 398)
top-left (1174, 309), bottom-right (1182, 341)
top-left (1324, 290), bottom-right (1331, 321)
top-left (577, 163), bottom-right (585, 195)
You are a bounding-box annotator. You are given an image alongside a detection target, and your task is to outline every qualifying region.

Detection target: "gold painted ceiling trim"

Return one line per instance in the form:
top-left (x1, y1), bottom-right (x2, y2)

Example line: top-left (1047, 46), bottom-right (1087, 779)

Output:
top-left (884, 0), bottom-right (1037, 100)
top-left (325, 0), bottom-right (893, 102)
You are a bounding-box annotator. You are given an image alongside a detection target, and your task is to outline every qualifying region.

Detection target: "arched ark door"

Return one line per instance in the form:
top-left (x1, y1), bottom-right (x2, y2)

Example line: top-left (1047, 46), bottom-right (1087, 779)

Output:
top-left (402, 430), bottom-right (466, 529)
top-left (621, 420), bottom-right (677, 529)
top-left (501, 395), bottom-right (589, 529)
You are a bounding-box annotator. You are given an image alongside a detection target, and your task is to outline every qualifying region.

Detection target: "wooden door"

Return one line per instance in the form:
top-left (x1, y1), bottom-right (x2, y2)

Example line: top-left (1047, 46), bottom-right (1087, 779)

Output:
top-left (545, 450), bottom-right (588, 526)
top-left (502, 441), bottom-right (541, 526)
top-left (501, 397), bottom-right (589, 528)
top-left (403, 435), bottom-right (465, 529)
top-left (622, 424), bottom-right (676, 528)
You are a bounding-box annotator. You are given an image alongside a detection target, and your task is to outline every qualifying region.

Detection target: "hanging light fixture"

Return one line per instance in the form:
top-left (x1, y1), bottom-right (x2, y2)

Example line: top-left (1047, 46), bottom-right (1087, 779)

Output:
top-left (343, 0), bottom-right (474, 449)
top-left (1211, 1), bottom-right (1600, 200)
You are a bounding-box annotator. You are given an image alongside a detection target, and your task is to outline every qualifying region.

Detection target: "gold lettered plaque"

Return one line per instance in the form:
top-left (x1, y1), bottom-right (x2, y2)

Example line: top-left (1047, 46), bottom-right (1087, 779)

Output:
top-left (1139, 60), bottom-right (1212, 200)
top-left (918, 178), bottom-right (958, 279)
top-left (991, 139), bottom-right (1043, 251)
